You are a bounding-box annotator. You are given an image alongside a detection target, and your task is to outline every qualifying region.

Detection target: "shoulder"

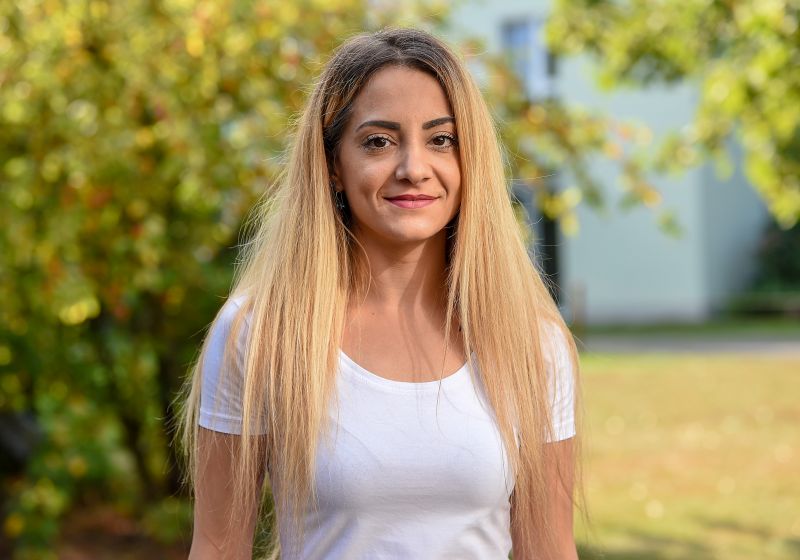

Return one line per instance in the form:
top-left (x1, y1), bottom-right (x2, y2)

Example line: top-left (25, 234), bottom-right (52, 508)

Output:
top-left (210, 294), bottom-right (252, 338)
top-left (215, 294), bottom-right (250, 327)
top-left (199, 294), bottom-right (259, 434)
top-left (539, 319), bottom-right (578, 442)
top-left (539, 320), bottom-right (575, 371)
top-left (203, 296), bottom-right (250, 377)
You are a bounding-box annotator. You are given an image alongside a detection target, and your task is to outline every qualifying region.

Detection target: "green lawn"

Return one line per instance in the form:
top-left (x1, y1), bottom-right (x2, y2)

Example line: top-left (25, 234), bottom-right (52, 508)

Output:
top-left (575, 352), bottom-right (800, 560)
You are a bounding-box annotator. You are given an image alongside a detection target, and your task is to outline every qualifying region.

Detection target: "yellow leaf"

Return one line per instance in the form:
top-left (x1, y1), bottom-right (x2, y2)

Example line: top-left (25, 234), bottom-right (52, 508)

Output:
top-left (560, 212), bottom-right (580, 236)
top-left (3, 514), bottom-right (24, 538)
top-left (186, 29), bottom-right (204, 57)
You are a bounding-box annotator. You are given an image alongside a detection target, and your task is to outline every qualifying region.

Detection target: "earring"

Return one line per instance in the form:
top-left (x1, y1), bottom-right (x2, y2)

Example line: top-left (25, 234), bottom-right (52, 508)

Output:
top-left (334, 189), bottom-right (346, 212)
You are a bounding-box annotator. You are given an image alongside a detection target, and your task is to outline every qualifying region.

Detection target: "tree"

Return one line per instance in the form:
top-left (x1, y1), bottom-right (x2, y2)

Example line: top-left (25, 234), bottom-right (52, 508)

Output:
top-left (0, 1), bottom-right (648, 556)
top-left (547, 0), bottom-right (800, 229)
top-left (0, 1), bottom-right (451, 555)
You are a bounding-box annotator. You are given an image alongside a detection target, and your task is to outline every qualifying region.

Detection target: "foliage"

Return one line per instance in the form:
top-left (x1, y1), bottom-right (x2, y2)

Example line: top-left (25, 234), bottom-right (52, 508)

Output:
top-left (0, 0), bottom-right (654, 557)
top-left (0, 0), bottom-right (447, 556)
top-left (548, 0), bottom-right (800, 229)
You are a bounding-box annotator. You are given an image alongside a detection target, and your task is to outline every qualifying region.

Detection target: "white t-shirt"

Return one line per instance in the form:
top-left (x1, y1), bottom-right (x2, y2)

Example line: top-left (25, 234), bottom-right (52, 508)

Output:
top-left (199, 297), bottom-right (576, 559)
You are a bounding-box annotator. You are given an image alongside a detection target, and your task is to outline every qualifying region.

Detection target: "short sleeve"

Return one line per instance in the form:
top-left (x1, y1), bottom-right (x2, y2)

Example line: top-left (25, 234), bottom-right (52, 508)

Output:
top-left (542, 322), bottom-right (577, 443)
top-left (198, 296), bottom-right (265, 435)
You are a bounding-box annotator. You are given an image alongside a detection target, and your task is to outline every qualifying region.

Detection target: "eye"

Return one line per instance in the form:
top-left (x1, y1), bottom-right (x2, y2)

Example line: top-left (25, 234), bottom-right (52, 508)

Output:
top-left (362, 135), bottom-right (392, 151)
top-left (430, 133), bottom-right (458, 150)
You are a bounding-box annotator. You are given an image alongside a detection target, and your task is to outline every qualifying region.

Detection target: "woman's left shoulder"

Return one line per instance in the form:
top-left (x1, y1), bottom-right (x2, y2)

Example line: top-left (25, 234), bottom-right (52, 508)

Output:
top-left (538, 319), bottom-right (575, 368)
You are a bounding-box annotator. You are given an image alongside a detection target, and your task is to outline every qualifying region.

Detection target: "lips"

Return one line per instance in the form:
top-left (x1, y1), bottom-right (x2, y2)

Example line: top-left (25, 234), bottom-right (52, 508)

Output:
top-left (385, 195), bottom-right (438, 209)
top-left (385, 194), bottom-right (437, 201)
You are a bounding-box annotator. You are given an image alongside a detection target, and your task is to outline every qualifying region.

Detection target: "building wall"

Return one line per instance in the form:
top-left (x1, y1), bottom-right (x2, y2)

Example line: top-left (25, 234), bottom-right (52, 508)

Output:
top-left (447, 0), bottom-right (770, 324)
top-left (556, 57), bottom-right (710, 324)
top-left (700, 140), bottom-right (771, 312)
top-left (447, 0), bottom-right (549, 49)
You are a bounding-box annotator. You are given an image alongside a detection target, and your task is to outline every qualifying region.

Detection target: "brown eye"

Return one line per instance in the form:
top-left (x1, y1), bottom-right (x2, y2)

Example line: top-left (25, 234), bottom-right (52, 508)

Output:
top-left (431, 133), bottom-right (457, 149)
top-left (363, 135), bottom-right (392, 151)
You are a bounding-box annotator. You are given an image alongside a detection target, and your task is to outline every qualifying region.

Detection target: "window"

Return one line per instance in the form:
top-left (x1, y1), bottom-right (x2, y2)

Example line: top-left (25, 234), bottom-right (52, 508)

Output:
top-left (501, 19), bottom-right (556, 101)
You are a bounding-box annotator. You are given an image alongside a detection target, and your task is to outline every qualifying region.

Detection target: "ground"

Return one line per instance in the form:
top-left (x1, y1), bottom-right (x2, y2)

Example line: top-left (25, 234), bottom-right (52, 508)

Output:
top-left (576, 352), bottom-right (800, 560)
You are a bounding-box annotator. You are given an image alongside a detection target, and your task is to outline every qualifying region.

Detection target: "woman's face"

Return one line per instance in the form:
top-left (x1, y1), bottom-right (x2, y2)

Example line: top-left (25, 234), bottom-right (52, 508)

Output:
top-left (332, 65), bottom-right (462, 247)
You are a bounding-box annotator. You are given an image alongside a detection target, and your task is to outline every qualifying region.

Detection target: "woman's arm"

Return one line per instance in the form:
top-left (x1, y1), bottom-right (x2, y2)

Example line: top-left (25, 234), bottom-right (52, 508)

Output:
top-left (188, 427), bottom-right (267, 560)
top-left (510, 437), bottom-right (578, 560)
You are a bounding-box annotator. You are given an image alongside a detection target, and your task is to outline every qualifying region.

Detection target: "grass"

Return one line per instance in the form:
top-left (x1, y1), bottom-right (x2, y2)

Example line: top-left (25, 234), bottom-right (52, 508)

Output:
top-left (574, 352), bottom-right (800, 560)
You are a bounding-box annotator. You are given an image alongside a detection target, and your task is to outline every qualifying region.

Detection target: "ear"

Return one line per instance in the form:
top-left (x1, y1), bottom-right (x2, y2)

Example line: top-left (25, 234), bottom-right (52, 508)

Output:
top-left (330, 167), bottom-right (343, 192)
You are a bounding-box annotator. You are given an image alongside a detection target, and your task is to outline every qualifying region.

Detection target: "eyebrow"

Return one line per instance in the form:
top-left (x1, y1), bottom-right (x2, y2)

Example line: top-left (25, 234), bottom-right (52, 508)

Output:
top-left (355, 116), bottom-right (455, 132)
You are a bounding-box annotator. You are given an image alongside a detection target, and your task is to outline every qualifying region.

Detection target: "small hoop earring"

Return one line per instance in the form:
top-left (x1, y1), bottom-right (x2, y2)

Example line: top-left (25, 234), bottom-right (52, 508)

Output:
top-left (334, 190), bottom-right (346, 211)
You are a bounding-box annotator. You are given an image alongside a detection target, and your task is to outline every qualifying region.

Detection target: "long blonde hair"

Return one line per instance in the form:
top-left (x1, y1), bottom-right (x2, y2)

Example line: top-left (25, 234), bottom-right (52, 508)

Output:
top-left (177, 27), bottom-right (582, 558)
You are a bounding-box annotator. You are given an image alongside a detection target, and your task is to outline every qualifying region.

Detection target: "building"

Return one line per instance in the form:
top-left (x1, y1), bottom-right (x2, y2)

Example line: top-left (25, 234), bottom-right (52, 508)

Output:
top-left (446, 0), bottom-right (771, 325)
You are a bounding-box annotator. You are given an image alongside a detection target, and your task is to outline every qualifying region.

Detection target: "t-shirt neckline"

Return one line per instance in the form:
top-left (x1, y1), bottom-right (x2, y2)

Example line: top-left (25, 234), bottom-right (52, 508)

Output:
top-left (338, 349), bottom-right (475, 392)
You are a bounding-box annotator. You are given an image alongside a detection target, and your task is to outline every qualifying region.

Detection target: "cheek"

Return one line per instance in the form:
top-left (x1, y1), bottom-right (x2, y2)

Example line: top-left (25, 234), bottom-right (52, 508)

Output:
top-left (340, 155), bottom-right (390, 194)
top-left (444, 160), bottom-right (462, 196)
top-left (352, 166), bottom-right (388, 194)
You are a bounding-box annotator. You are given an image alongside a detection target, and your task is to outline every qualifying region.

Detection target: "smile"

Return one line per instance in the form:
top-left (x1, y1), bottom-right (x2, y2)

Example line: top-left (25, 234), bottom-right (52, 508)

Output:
top-left (385, 196), bottom-right (438, 209)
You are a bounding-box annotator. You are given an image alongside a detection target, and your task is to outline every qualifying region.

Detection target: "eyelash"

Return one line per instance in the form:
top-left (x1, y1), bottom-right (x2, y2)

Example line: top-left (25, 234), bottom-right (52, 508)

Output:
top-left (431, 133), bottom-right (458, 150)
top-left (361, 133), bottom-right (459, 152)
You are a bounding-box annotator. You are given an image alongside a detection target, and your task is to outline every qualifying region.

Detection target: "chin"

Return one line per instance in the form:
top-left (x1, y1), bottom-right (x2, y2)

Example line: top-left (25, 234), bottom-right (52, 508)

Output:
top-left (353, 217), bottom-right (450, 246)
top-left (381, 227), bottom-right (448, 245)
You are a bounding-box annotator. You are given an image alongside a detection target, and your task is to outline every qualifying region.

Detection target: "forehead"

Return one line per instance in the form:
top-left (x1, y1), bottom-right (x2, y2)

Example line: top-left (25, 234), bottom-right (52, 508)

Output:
top-left (348, 65), bottom-right (453, 124)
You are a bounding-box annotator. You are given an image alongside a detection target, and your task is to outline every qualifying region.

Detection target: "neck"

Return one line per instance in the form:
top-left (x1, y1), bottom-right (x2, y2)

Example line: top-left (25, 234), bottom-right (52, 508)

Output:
top-left (350, 229), bottom-right (449, 313)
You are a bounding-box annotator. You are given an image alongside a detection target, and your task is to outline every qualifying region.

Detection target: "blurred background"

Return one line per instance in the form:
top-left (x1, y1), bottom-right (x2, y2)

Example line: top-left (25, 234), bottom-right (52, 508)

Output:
top-left (1, 0), bottom-right (798, 559)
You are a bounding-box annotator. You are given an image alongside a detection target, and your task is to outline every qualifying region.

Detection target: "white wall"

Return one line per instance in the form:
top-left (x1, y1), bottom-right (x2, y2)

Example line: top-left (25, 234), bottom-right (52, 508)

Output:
top-left (556, 57), bottom-right (710, 324)
top-left (447, 0), bottom-right (770, 324)
top-left (700, 140), bottom-right (771, 311)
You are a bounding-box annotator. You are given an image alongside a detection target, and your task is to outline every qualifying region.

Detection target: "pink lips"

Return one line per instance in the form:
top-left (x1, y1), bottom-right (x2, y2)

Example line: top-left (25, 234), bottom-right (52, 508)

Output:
top-left (385, 195), bottom-right (438, 209)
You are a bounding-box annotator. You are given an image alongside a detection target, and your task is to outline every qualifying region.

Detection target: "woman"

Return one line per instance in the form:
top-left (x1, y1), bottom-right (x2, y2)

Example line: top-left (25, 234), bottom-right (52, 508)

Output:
top-left (179, 27), bottom-right (581, 559)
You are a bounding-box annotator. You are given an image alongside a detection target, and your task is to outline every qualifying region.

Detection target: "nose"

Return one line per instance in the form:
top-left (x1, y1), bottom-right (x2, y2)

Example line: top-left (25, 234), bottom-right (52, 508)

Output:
top-left (394, 140), bottom-right (432, 185)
